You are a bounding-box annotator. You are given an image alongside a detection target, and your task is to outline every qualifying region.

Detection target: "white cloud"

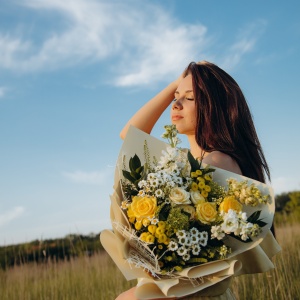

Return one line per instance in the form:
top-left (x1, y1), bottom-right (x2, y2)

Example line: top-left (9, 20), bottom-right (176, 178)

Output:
top-left (0, 206), bottom-right (25, 227)
top-left (0, 0), bottom-right (209, 85)
top-left (63, 168), bottom-right (113, 185)
top-left (0, 0), bottom-right (266, 86)
top-left (272, 177), bottom-right (300, 195)
top-left (0, 86), bottom-right (6, 98)
top-left (221, 20), bottom-right (267, 71)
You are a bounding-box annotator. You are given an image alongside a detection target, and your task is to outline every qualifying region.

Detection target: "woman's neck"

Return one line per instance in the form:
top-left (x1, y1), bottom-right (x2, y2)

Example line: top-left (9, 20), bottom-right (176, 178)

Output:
top-left (187, 135), bottom-right (205, 159)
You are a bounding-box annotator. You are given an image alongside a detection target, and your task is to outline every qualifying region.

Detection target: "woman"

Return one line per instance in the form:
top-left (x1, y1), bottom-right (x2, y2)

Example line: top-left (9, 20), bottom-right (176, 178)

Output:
top-left (116, 61), bottom-right (276, 300)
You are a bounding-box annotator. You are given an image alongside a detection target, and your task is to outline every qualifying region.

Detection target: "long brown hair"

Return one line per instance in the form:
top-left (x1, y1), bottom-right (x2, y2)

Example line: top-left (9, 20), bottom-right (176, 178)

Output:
top-left (185, 61), bottom-right (270, 183)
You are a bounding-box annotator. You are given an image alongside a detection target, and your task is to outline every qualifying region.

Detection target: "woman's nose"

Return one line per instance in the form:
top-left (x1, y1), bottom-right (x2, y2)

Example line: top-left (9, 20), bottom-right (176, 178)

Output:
top-left (172, 98), bottom-right (183, 110)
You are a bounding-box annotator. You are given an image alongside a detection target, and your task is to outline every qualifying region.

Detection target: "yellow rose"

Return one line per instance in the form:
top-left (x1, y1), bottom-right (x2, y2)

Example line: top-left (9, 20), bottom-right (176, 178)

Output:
top-left (219, 196), bottom-right (242, 213)
top-left (169, 187), bottom-right (191, 205)
top-left (196, 201), bottom-right (217, 224)
top-left (130, 195), bottom-right (157, 221)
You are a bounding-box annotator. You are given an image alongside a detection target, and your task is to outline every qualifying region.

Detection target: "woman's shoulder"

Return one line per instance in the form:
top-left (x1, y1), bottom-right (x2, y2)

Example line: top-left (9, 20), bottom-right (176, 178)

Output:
top-left (203, 151), bottom-right (242, 175)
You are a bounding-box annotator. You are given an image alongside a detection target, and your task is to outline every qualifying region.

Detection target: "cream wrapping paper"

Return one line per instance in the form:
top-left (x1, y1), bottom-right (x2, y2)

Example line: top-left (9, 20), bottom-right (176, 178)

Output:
top-left (100, 126), bottom-right (281, 299)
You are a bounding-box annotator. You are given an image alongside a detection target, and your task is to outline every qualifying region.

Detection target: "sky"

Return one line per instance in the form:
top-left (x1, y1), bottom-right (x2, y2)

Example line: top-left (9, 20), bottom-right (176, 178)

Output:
top-left (0, 0), bottom-right (300, 246)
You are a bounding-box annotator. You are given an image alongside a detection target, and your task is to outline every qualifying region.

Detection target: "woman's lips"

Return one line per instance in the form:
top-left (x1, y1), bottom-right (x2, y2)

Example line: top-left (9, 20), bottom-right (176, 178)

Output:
top-left (172, 115), bottom-right (183, 121)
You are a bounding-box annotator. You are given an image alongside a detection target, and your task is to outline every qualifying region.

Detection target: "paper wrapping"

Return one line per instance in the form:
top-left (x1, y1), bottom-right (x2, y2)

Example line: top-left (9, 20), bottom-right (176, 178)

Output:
top-left (100, 126), bottom-right (281, 299)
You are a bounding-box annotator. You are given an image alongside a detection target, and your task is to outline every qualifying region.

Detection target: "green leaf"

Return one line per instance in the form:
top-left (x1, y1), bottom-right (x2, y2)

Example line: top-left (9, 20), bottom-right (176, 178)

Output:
top-left (122, 170), bottom-right (135, 183)
top-left (256, 220), bottom-right (268, 227)
top-left (158, 204), bottom-right (170, 221)
top-left (130, 171), bottom-right (141, 180)
top-left (247, 210), bottom-right (262, 223)
top-left (129, 154), bottom-right (141, 171)
top-left (187, 151), bottom-right (200, 172)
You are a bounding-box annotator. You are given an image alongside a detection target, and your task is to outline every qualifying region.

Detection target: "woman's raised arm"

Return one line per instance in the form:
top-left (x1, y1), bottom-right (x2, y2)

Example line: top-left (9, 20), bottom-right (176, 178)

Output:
top-left (120, 77), bottom-right (183, 140)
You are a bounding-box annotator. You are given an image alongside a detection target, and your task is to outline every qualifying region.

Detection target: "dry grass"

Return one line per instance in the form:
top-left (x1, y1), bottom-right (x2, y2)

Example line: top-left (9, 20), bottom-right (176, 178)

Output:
top-left (0, 224), bottom-right (299, 300)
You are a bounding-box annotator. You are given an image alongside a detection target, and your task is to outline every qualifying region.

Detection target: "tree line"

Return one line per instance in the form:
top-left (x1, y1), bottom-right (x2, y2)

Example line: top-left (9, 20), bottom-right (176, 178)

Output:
top-left (0, 233), bottom-right (103, 269)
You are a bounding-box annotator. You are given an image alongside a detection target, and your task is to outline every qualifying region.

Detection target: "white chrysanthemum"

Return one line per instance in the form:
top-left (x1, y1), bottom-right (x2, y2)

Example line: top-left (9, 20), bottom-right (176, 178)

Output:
top-left (199, 238), bottom-right (207, 247)
top-left (174, 177), bottom-right (183, 185)
top-left (150, 178), bottom-right (159, 187)
top-left (182, 253), bottom-right (191, 261)
top-left (167, 181), bottom-right (176, 188)
top-left (151, 218), bottom-right (159, 225)
top-left (147, 173), bottom-right (157, 181)
top-left (155, 189), bottom-right (164, 198)
top-left (138, 180), bottom-right (147, 188)
top-left (192, 245), bottom-right (201, 255)
top-left (168, 241), bottom-right (178, 251)
top-left (177, 246), bottom-right (188, 256)
top-left (190, 235), bottom-right (199, 245)
top-left (176, 230), bottom-right (187, 238)
top-left (189, 227), bottom-right (199, 236)
top-left (201, 231), bottom-right (208, 240)
top-left (178, 236), bottom-right (190, 245)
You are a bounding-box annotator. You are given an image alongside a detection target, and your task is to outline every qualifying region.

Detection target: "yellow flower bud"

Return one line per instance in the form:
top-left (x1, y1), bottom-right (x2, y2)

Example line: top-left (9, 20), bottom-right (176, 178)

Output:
top-left (156, 227), bottom-right (165, 235)
top-left (140, 232), bottom-right (149, 241)
top-left (135, 221), bottom-right (142, 230)
top-left (146, 234), bottom-right (155, 244)
top-left (148, 225), bottom-right (157, 234)
top-left (158, 221), bottom-right (166, 228)
top-left (196, 170), bottom-right (202, 176)
top-left (198, 181), bottom-right (205, 189)
top-left (204, 185), bottom-right (211, 192)
top-left (201, 190), bottom-right (208, 198)
top-left (204, 174), bottom-right (212, 181)
top-left (157, 234), bottom-right (167, 243)
top-left (191, 182), bottom-right (198, 191)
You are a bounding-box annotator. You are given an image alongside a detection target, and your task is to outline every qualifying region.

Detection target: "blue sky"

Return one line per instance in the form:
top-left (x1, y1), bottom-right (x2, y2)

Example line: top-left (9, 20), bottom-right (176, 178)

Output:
top-left (0, 0), bottom-right (299, 245)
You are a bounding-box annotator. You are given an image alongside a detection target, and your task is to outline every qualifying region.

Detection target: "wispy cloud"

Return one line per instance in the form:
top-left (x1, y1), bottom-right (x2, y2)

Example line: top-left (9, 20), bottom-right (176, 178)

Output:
top-left (63, 168), bottom-right (113, 185)
top-left (221, 20), bottom-right (267, 71)
top-left (0, 206), bottom-right (25, 227)
top-left (0, 86), bottom-right (6, 98)
top-left (0, 0), bottom-right (266, 86)
top-left (0, 0), bottom-right (208, 84)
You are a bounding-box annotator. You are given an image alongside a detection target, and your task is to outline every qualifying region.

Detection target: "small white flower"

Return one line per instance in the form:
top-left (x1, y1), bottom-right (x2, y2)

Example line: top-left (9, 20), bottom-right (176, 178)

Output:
top-left (138, 180), bottom-right (147, 188)
top-left (155, 189), bottom-right (164, 198)
top-left (168, 241), bottom-right (178, 251)
top-left (190, 235), bottom-right (199, 244)
top-left (151, 218), bottom-right (159, 225)
top-left (177, 246), bottom-right (188, 256)
top-left (182, 253), bottom-right (191, 261)
top-left (189, 227), bottom-right (199, 236)
top-left (178, 236), bottom-right (189, 245)
top-left (192, 245), bottom-right (201, 255)
top-left (176, 230), bottom-right (187, 238)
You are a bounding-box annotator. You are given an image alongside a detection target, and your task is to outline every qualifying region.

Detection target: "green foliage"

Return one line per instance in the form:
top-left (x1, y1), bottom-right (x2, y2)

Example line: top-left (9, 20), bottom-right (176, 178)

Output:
top-left (122, 154), bottom-right (147, 186)
top-left (0, 233), bottom-right (103, 270)
top-left (275, 191), bottom-right (300, 224)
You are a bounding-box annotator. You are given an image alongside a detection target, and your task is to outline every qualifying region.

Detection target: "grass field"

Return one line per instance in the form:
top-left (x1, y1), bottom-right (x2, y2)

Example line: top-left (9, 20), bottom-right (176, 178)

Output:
top-left (0, 223), bottom-right (299, 300)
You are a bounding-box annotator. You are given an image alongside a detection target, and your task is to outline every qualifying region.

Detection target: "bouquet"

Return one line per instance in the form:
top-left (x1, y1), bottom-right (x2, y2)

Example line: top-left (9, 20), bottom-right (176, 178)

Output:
top-left (100, 125), bottom-right (278, 299)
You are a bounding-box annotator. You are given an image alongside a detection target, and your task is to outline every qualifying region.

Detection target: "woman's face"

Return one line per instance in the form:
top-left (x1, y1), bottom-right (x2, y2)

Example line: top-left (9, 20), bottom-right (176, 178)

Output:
top-left (171, 74), bottom-right (197, 135)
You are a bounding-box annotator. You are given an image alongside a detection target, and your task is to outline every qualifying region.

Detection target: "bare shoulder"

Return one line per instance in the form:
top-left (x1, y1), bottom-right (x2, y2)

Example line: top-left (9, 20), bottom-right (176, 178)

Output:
top-left (203, 151), bottom-right (242, 175)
